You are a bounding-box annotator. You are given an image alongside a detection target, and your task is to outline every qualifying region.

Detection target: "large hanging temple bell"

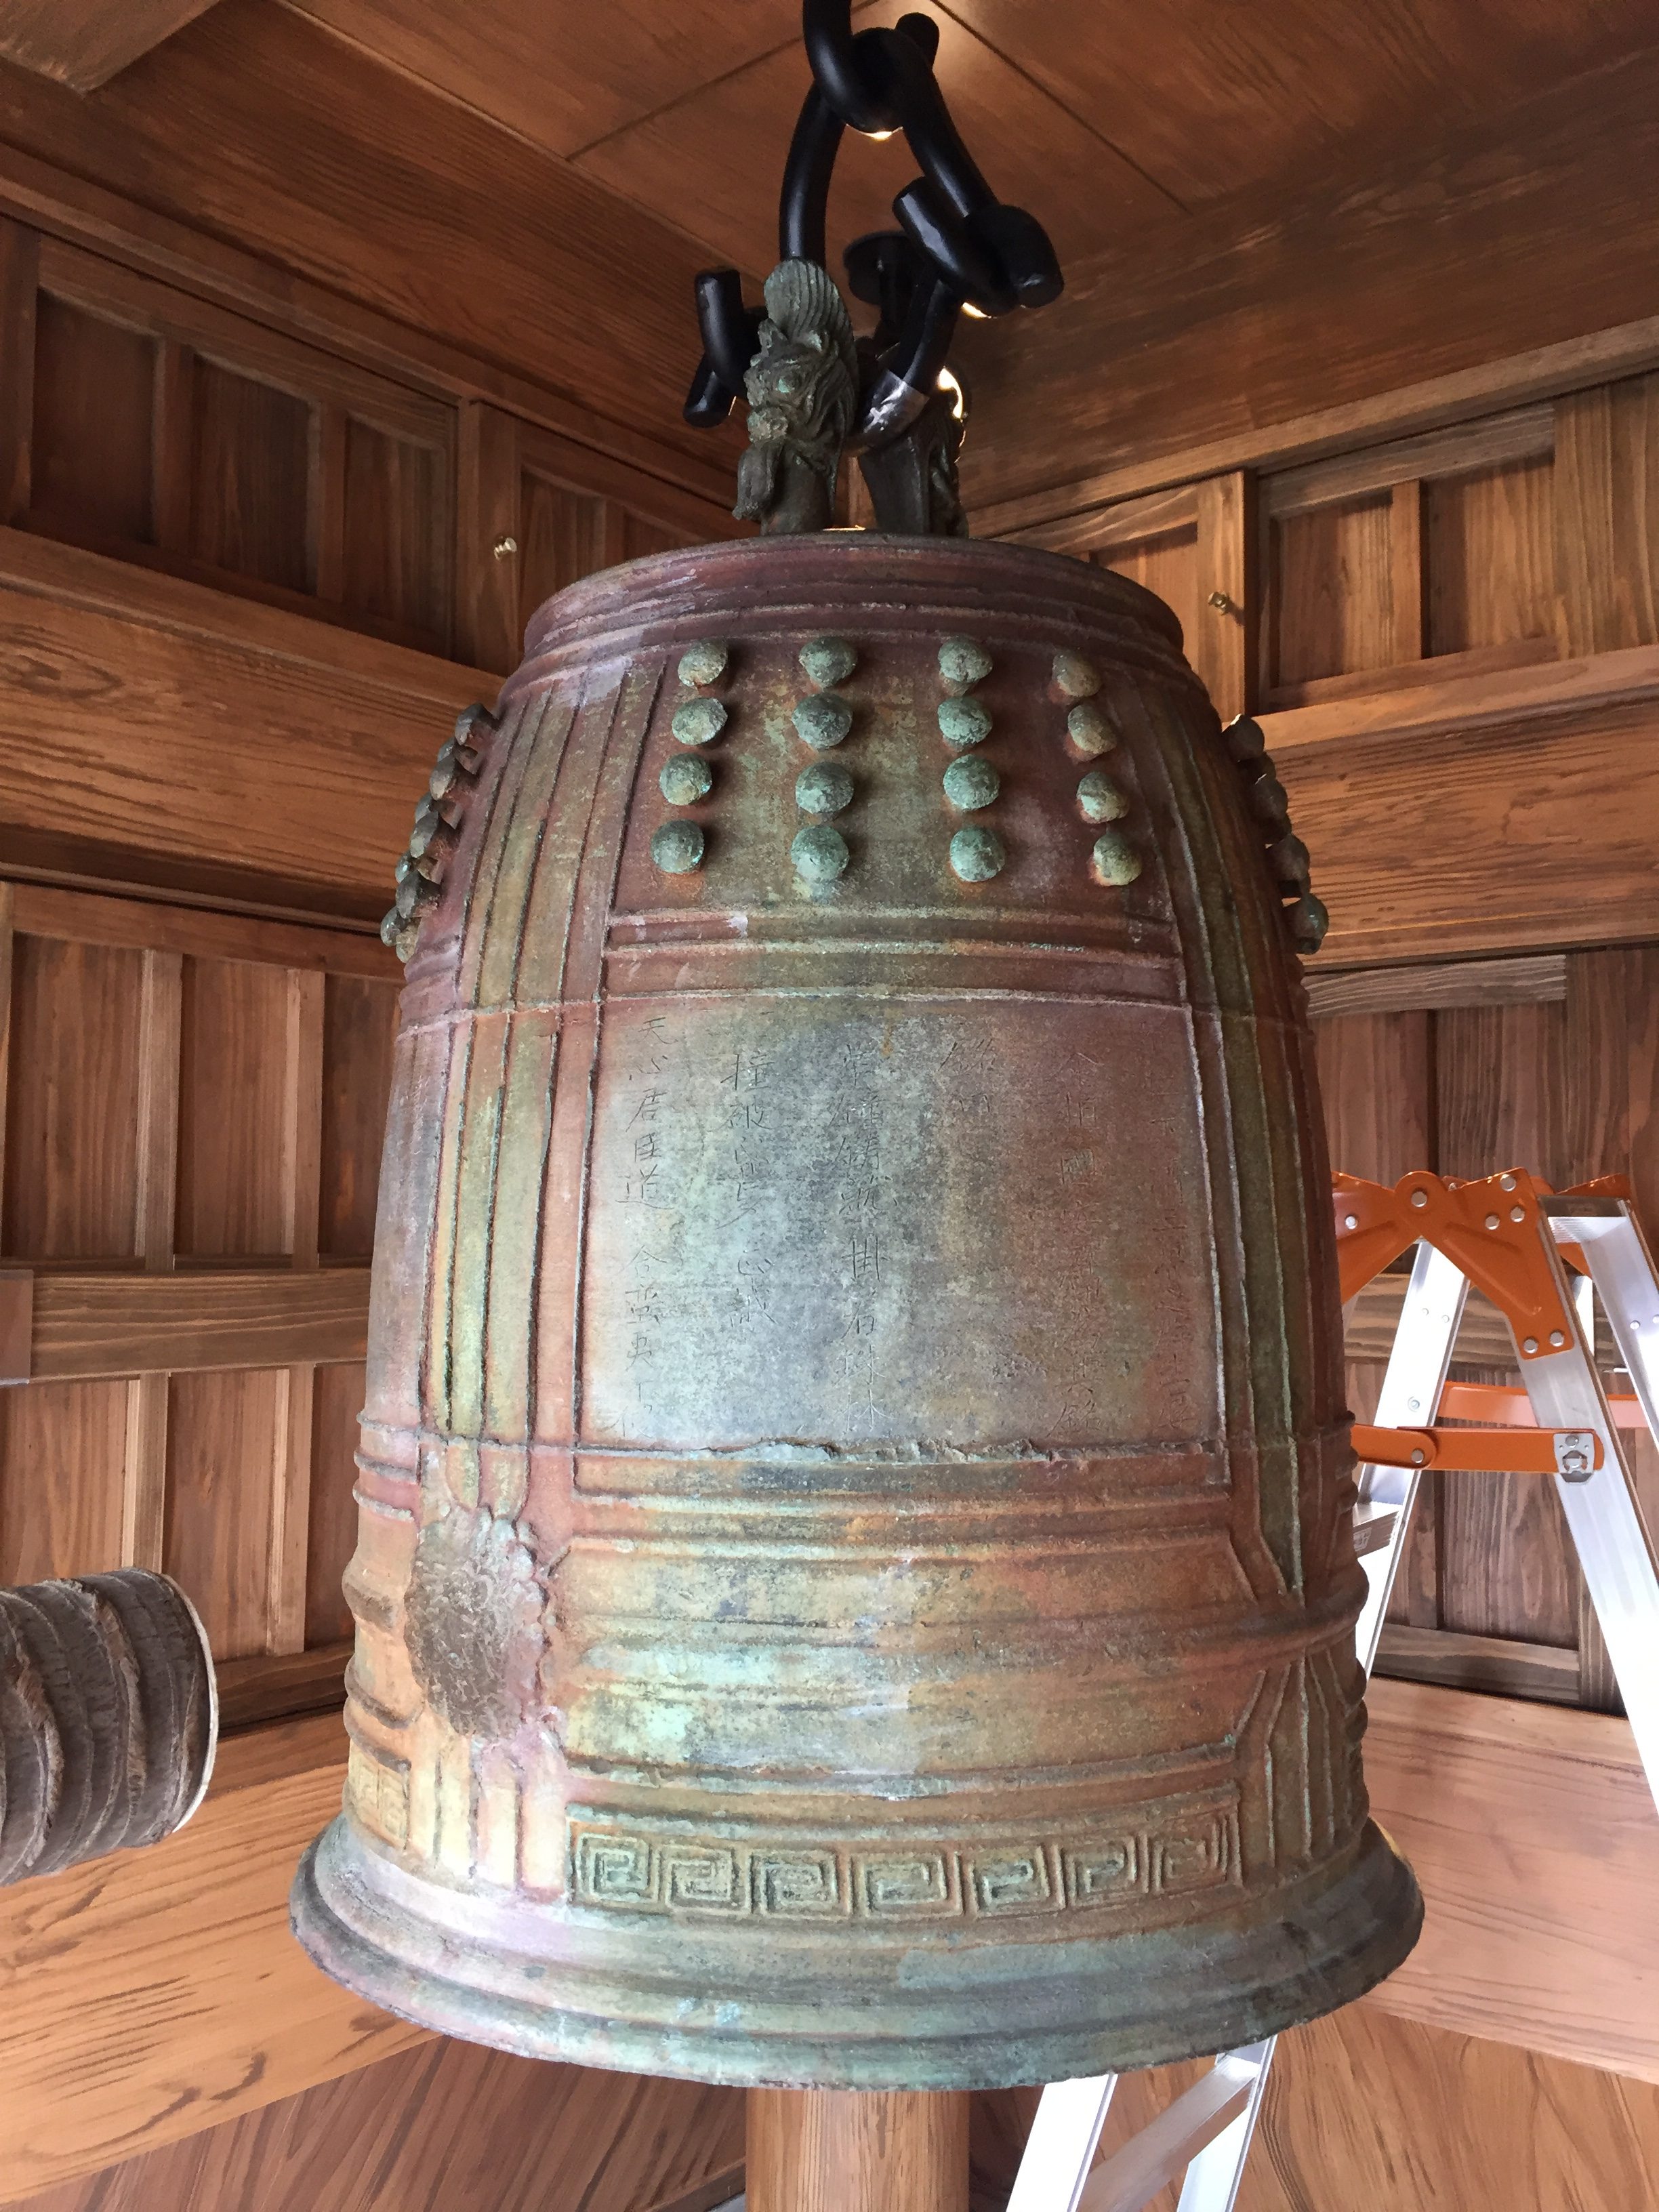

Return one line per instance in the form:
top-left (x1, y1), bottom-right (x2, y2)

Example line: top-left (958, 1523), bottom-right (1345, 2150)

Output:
top-left (292, 531), bottom-right (1421, 2087)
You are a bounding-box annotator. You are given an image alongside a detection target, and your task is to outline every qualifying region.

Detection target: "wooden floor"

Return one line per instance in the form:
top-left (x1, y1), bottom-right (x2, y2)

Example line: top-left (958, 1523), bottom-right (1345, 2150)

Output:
top-left (7, 2039), bottom-right (744, 2212)
top-left (9, 2000), bottom-right (1656, 2211)
top-left (972, 2006), bottom-right (1659, 2212)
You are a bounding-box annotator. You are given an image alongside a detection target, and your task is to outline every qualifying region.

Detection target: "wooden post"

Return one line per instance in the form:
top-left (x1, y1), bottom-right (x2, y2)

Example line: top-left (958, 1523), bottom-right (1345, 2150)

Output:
top-left (746, 2089), bottom-right (970, 2212)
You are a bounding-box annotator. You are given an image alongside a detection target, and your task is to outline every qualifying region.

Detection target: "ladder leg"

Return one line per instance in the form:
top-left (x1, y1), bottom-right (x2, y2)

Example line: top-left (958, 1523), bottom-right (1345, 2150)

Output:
top-left (1011, 1235), bottom-right (1475, 2212)
top-left (1006, 2074), bottom-right (1118, 2212)
top-left (1533, 1205), bottom-right (1659, 1804)
top-left (1149, 1245), bottom-right (1468, 2209)
top-left (1172, 2040), bottom-right (1275, 2212)
top-left (1078, 2042), bottom-right (1271, 2212)
top-left (1353, 1242), bottom-right (1469, 1674)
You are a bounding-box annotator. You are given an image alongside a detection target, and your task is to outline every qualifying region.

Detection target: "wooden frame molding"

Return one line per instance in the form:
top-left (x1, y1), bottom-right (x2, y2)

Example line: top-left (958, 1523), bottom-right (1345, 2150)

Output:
top-left (1305, 953), bottom-right (1568, 1018)
top-left (0, 73), bottom-right (739, 510)
top-left (0, 525), bottom-right (492, 923)
top-left (7, 1265), bottom-right (371, 1382)
top-left (973, 316), bottom-right (1659, 546)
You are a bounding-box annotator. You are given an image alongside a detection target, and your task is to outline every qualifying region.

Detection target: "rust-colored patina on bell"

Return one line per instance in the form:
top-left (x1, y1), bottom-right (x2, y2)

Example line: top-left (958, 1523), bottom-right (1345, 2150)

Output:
top-left (293, 533), bottom-right (1420, 2088)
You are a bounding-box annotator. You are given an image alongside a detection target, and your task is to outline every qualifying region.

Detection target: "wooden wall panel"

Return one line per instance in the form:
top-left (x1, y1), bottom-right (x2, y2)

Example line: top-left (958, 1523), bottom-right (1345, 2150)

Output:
top-left (518, 472), bottom-right (607, 618)
top-left (1032, 379), bottom-right (1659, 966)
top-left (0, 890), bottom-right (396, 1683)
top-left (459, 409), bottom-right (736, 674)
top-left (164, 1366), bottom-right (285, 1658)
top-left (29, 291), bottom-right (155, 544)
top-left (2, 934), bottom-right (143, 1258)
top-left (1425, 455), bottom-right (1555, 657)
top-left (0, 1374), bottom-right (126, 1583)
top-left (1269, 493), bottom-right (1393, 688)
top-left (1257, 412), bottom-right (1563, 708)
top-left (1555, 372), bottom-right (1659, 657)
top-left (318, 972), bottom-right (398, 1259)
top-left (1093, 524), bottom-right (1198, 659)
top-left (176, 954), bottom-right (293, 1258)
top-left (10, 239), bottom-right (460, 655)
top-left (1315, 947), bottom-right (1659, 1690)
top-left (188, 359), bottom-right (312, 592)
top-left (340, 415), bottom-right (446, 646)
top-left (1314, 1010), bottom-right (1432, 1186)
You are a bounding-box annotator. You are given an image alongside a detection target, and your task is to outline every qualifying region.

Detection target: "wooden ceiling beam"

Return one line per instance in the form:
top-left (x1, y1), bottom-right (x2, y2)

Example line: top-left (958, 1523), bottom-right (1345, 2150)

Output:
top-left (0, 0), bottom-right (225, 94)
top-left (959, 44), bottom-right (1659, 518)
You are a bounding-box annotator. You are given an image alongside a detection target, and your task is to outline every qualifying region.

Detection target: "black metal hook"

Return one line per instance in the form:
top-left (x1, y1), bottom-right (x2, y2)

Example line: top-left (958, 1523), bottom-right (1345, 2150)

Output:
top-left (683, 0), bottom-right (1061, 440)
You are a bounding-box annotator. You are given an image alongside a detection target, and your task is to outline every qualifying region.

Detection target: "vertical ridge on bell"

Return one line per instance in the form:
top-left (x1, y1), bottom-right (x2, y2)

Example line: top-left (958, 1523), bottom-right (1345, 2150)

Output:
top-left (517, 667), bottom-right (636, 1008)
top-left (474, 1740), bottom-right (522, 1887)
top-left (422, 1015), bottom-right (474, 1442)
top-left (484, 1010), bottom-right (560, 1446)
top-left (519, 1732), bottom-right (568, 1896)
top-left (434, 1715), bottom-right (474, 1880)
top-left (363, 1017), bottom-right (449, 1448)
top-left (524, 663), bottom-right (651, 1465)
top-left (1125, 680), bottom-right (1317, 1603)
top-left (476, 698), bottom-right (573, 1009)
top-left (451, 1010), bottom-right (512, 1446)
top-left (455, 694), bottom-right (547, 1011)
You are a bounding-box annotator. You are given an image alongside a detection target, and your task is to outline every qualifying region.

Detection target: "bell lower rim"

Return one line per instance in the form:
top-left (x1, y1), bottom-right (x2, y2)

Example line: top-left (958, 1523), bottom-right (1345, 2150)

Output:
top-left (291, 1815), bottom-right (1422, 2091)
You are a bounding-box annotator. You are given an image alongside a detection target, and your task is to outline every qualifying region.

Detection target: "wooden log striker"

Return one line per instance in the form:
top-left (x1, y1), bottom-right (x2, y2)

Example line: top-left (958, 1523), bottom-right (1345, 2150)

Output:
top-left (0, 1568), bottom-right (216, 1883)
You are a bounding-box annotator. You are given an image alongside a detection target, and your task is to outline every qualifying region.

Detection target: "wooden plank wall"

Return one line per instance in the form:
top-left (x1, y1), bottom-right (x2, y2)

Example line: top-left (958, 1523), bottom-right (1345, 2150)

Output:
top-left (1010, 375), bottom-right (1659, 1717)
top-left (0, 157), bottom-right (742, 1718)
top-left (0, 885), bottom-right (396, 1695)
top-left (0, 212), bottom-right (735, 684)
top-left (1314, 948), bottom-right (1659, 1712)
top-left (0, 104), bottom-right (754, 2205)
top-left (1017, 373), bottom-right (1659, 966)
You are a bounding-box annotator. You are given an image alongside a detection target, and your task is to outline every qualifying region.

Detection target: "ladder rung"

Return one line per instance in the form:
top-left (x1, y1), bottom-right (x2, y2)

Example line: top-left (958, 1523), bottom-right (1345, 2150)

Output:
top-left (1352, 1421), bottom-right (1601, 1475)
top-left (1351, 1501), bottom-right (1398, 1559)
top-left (1438, 1379), bottom-right (1645, 1429)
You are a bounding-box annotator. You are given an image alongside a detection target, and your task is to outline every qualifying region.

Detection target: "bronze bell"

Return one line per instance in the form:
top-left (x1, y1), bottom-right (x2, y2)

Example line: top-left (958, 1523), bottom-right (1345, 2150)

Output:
top-left (292, 533), bottom-right (1420, 2089)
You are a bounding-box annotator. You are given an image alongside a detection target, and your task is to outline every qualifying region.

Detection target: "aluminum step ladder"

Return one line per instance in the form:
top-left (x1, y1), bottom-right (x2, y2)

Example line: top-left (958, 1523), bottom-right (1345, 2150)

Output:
top-left (1008, 1172), bottom-right (1659, 2212)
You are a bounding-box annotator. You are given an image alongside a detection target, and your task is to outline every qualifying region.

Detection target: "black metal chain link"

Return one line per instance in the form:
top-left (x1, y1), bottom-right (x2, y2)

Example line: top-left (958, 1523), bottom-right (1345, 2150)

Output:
top-left (684, 0), bottom-right (1062, 450)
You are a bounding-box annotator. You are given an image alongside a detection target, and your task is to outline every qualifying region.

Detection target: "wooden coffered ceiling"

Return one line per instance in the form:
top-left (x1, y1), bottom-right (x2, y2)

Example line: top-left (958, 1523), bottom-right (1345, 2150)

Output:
top-left (2, 0), bottom-right (1656, 513)
top-left (7, 0), bottom-right (1657, 282)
